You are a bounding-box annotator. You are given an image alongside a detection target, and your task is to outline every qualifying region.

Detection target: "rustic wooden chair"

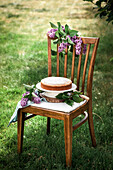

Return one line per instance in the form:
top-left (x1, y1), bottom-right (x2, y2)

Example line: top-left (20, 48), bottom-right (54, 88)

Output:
top-left (17, 35), bottom-right (99, 167)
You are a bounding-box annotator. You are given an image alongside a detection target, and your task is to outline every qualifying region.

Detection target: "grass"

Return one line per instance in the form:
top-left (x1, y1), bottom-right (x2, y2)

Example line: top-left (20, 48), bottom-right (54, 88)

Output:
top-left (0, 0), bottom-right (113, 169)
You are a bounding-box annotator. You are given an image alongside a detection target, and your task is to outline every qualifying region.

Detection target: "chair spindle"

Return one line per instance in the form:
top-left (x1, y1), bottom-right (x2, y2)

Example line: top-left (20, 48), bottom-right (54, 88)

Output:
top-left (82, 44), bottom-right (91, 93)
top-left (76, 44), bottom-right (83, 91)
top-left (71, 45), bottom-right (75, 83)
top-left (64, 46), bottom-right (68, 77)
top-left (57, 44), bottom-right (59, 77)
top-left (48, 37), bottom-right (52, 77)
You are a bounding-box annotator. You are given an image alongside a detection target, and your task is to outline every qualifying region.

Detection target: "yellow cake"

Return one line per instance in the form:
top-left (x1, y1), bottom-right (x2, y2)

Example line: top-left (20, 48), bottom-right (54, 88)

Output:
top-left (41, 77), bottom-right (72, 91)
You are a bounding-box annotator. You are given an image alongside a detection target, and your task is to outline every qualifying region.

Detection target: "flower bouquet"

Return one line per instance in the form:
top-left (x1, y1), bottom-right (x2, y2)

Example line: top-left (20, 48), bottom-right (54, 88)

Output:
top-left (47, 22), bottom-right (87, 57)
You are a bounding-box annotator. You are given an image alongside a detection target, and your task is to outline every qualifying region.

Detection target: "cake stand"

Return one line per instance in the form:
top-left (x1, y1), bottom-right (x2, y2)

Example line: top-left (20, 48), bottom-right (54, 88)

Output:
top-left (36, 82), bottom-right (77, 103)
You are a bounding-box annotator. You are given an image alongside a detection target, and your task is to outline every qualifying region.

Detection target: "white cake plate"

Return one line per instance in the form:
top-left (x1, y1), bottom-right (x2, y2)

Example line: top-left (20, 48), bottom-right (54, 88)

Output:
top-left (36, 82), bottom-right (76, 93)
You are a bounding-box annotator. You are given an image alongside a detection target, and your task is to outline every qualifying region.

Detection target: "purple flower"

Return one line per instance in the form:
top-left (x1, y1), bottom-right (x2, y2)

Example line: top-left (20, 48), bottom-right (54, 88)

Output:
top-left (72, 35), bottom-right (76, 39)
top-left (76, 49), bottom-right (81, 55)
top-left (58, 42), bottom-right (67, 53)
top-left (22, 91), bottom-right (30, 97)
top-left (67, 92), bottom-right (71, 96)
top-left (47, 28), bottom-right (58, 38)
top-left (32, 97), bottom-right (41, 104)
top-left (66, 35), bottom-right (71, 39)
top-left (83, 44), bottom-right (87, 55)
top-left (75, 38), bottom-right (82, 55)
top-left (79, 38), bottom-right (82, 43)
top-left (61, 42), bottom-right (67, 48)
top-left (48, 28), bottom-right (58, 34)
top-left (49, 32), bottom-right (55, 38)
top-left (76, 44), bottom-right (81, 50)
top-left (62, 26), bottom-right (65, 31)
top-left (64, 42), bottom-right (70, 46)
top-left (74, 39), bottom-right (79, 43)
top-left (21, 98), bottom-right (28, 107)
top-left (76, 42), bottom-right (82, 47)
top-left (71, 35), bottom-right (77, 43)
top-left (58, 46), bottom-right (64, 53)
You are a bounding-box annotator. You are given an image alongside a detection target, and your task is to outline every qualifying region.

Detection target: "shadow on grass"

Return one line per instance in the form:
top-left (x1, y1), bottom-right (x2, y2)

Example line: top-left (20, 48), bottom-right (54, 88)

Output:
top-left (20, 62), bottom-right (48, 85)
top-left (0, 118), bottom-right (67, 169)
top-left (1, 116), bottom-right (113, 169)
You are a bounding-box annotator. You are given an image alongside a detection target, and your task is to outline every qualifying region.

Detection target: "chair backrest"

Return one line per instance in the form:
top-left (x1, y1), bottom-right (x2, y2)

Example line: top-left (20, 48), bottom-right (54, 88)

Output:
top-left (47, 36), bottom-right (99, 98)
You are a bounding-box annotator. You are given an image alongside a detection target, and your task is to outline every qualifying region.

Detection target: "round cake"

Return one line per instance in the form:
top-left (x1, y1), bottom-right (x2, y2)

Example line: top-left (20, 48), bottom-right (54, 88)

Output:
top-left (41, 77), bottom-right (72, 91)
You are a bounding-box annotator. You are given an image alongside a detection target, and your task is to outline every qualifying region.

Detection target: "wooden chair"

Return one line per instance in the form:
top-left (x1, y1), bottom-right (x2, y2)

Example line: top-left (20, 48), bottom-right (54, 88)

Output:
top-left (17, 35), bottom-right (99, 167)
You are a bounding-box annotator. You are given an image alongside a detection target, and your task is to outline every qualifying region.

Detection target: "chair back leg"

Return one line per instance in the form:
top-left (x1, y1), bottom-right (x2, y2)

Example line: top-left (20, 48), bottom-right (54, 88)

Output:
top-left (87, 100), bottom-right (96, 147)
top-left (47, 117), bottom-right (51, 135)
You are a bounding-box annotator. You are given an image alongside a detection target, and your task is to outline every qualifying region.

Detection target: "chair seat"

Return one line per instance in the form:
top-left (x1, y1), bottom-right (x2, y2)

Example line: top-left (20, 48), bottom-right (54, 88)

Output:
top-left (31, 100), bottom-right (87, 113)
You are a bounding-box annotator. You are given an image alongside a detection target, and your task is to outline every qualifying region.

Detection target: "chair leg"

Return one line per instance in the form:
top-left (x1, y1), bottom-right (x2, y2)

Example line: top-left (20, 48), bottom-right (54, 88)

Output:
top-left (47, 117), bottom-right (51, 135)
top-left (88, 102), bottom-right (96, 147)
top-left (17, 110), bottom-right (25, 154)
top-left (64, 115), bottom-right (73, 167)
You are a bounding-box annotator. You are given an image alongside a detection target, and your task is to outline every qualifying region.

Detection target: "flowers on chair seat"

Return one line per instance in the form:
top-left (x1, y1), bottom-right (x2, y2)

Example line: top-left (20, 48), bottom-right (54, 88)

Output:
top-left (20, 85), bottom-right (41, 107)
top-left (21, 98), bottom-right (29, 107)
top-left (32, 97), bottom-right (41, 104)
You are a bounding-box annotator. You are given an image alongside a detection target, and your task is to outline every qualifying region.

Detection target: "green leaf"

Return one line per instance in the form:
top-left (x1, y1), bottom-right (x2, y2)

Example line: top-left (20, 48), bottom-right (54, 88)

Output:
top-left (28, 93), bottom-right (32, 100)
top-left (73, 91), bottom-right (81, 95)
top-left (56, 90), bottom-right (83, 106)
top-left (63, 39), bottom-right (68, 43)
top-left (65, 99), bottom-right (74, 106)
top-left (69, 30), bottom-right (78, 37)
top-left (56, 93), bottom-right (64, 99)
top-left (23, 94), bottom-right (29, 98)
top-left (49, 22), bottom-right (57, 29)
top-left (59, 30), bottom-right (66, 36)
top-left (23, 84), bottom-right (34, 91)
top-left (57, 22), bottom-right (66, 36)
top-left (55, 30), bottom-right (60, 38)
top-left (62, 94), bottom-right (70, 99)
top-left (70, 45), bottom-right (73, 52)
top-left (65, 24), bottom-right (69, 34)
top-left (57, 22), bottom-right (61, 29)
top-left (53, 39), bottom-right (60, 44)
top-left (29, 88), bottom-right (34, 94)
top-left (72, 95), bottom-right (83, 103)
top-left (51, 50), bottom-right (57, 56)
top-left (67, 37), bottom-right (74, 45)
top-left (57, 22), bottom-right (62, 33)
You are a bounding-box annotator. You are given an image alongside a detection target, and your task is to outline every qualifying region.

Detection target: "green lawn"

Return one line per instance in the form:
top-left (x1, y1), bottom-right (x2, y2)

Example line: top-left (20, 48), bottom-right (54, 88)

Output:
top-left (0, 0), bottom-right (113, 169)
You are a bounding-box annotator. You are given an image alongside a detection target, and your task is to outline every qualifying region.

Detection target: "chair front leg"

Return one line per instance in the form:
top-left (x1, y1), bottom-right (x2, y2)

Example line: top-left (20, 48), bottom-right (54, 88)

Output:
top-left (64, 115), bottom-right (73, 167)
top-left (17, 109), bottom-right (25, 154)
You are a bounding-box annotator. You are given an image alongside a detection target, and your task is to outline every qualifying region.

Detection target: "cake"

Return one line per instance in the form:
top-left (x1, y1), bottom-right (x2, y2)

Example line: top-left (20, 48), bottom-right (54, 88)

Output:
top-left (41, 77), bottom-right (72, 91)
